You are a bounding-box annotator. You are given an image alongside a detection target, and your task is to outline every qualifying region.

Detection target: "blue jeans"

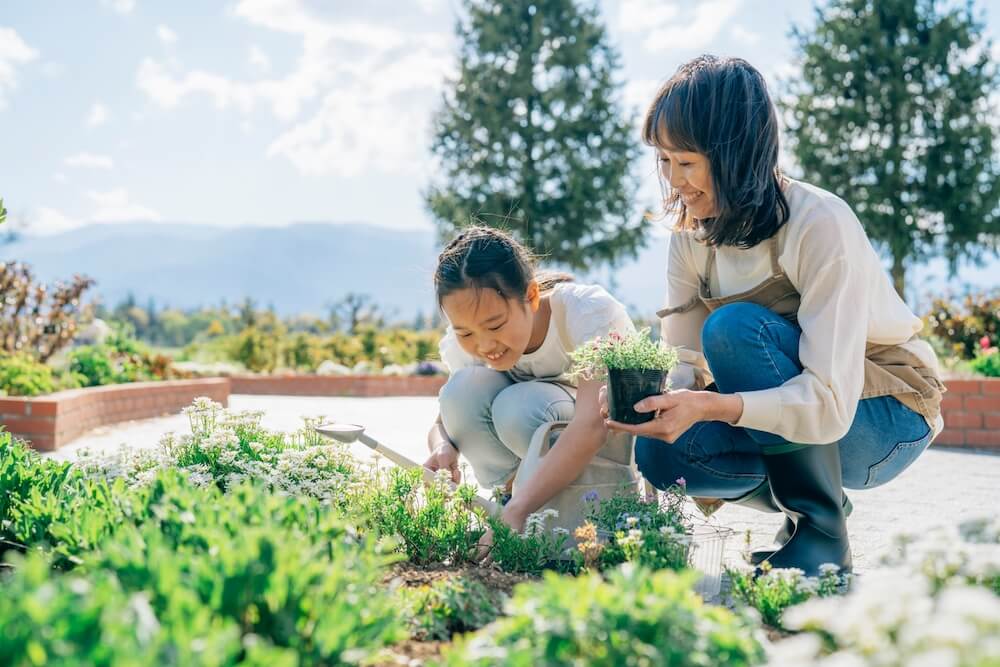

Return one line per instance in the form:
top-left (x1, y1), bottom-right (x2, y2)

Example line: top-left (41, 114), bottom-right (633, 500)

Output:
top-left (637, 302), bottom-right (933, 498)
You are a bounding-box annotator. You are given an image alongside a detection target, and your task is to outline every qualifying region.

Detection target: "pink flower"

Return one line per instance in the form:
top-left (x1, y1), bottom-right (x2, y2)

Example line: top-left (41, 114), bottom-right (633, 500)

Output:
top-left (675, 477), bottom-right (686, 487)
top-left (982, 335), bottom-right (992, 350)
top-left (609, 332), bottom-right (623, 341)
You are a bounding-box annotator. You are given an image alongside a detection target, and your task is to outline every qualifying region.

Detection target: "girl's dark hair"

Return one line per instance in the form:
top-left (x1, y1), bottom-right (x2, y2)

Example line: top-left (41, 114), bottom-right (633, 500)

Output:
top-left (642, 55), bottom-right (789, 248)
top-left (434, 226), bottom-right (573, 306)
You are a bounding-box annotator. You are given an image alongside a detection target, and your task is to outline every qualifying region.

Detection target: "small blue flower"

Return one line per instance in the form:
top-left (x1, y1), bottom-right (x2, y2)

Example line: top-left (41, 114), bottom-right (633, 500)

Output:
top-left (582, 490), bottom-right (600, 503)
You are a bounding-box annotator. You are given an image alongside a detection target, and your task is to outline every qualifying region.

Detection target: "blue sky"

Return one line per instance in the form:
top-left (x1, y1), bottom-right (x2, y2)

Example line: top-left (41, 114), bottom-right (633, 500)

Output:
top-left (1, 0), bottom-right (998, 237)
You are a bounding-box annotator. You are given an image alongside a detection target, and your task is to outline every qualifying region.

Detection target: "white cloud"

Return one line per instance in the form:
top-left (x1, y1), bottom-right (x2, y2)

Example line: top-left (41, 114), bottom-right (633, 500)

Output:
top-left (53, 172), bottom-right (68, 183)
top-left (87, 102), bottom-right (109, 127)
top-left (101, 0), bottom-right (135, 14)
top-left (157, 24), bottom-right (178, 45)
top-left (64, 152), bottom-right (115, 169)
top-left (248, 44), bottom-right (271, 73)
top-left (137, 0), bottom-right (453, 175)
top-left (33, 207), bottom-right (80, 234)
top-left (29, 189), bottom-right (160, 235)
top-left (85, 188), bottom-right (161, 223)
top-left (0, 26), bottom-right (39, 109)
top-left (618, 0), bottom-right (743, 52)
top-left (730, 24), bottom-right (760, 46)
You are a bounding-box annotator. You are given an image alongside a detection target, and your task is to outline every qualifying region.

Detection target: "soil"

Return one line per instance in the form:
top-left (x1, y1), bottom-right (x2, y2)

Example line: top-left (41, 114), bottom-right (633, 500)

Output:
top-left (384, 561), bottom-right (536, 596)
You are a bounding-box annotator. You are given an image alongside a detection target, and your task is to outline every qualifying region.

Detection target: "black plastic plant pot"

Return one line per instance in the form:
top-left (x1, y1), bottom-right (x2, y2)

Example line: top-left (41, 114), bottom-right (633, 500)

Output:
top-left (607, 368), bottom-right (667, 425)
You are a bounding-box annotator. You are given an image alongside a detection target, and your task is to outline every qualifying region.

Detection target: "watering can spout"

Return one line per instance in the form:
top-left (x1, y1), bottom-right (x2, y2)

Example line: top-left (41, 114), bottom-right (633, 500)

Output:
top-left (314, 422), bottom-right (366, 444)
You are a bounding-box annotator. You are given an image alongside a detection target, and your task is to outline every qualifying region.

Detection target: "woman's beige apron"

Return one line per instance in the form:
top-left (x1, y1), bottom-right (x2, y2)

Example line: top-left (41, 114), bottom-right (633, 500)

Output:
top-left (511, 294), bottom-right (641, 535)
top-left (656, 234), bottom-right (945, 430)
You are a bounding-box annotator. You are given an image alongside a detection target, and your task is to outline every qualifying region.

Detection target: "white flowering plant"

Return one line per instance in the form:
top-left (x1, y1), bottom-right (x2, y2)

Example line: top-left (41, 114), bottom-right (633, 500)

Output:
top-left (728, 561), bottom-right (846, 628)
top-left (487, 508), bottom-right (573, 575)
top-left (575, 483), bottom-right (693, 572)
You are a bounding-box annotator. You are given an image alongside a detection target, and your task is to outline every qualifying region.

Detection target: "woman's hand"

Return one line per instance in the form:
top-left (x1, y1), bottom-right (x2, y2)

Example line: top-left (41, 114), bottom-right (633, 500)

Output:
top-left (605, 389), bottom-right (743, 443)
top-left (422, 441), bottom-right (461, 484)
top-left (476, 504), bottom-right (527, 562)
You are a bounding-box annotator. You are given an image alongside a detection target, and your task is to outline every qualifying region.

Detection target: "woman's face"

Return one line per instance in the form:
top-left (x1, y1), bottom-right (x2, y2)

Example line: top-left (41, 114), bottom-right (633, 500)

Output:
top-left (441, 286), bottom-right (535, 372)
top-left (657, 147), bottom-right (718, 220)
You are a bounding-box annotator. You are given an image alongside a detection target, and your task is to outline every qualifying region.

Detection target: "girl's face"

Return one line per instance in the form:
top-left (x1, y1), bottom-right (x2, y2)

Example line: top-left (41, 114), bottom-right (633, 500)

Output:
top-left (441, 285), bottom-right (537, 372)
top-left (657, 147), bottom-right (718, 220)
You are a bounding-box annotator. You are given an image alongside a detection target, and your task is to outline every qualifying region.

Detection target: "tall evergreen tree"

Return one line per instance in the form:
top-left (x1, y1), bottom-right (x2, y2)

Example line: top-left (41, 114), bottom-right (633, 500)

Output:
top-left (783, 0), bottom-right (1000, 300)
top-left (426, 0), bottom-right (646, 270)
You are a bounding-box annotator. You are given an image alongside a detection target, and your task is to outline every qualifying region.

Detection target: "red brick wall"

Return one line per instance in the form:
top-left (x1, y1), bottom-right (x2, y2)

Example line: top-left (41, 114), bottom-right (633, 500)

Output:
top-left (937, 378), bottom-right (1000, 449)
top-left (0, 378), bottom-right (230, 451)
top-left (229, 374), bottom-right (446, 397)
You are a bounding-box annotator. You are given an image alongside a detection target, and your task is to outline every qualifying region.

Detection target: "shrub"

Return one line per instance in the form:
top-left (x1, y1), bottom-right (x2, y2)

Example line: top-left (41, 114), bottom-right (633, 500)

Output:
top-left (0, 353), bottom-right (57, 396)
top-left (0, 551), bottom-right (243, 667)
top-left (231, 326), bottom-right (282, 372)
top-left (970, 348), bottom-right (1000, 377)
top-left (923, 291), bottom-right (1000, 359)
top-left (0, 261), bottom-right (95, 362)
top-left (68, 330), bottom-right (183, 387)
top-left (443, 565), bottom-right (765, 667)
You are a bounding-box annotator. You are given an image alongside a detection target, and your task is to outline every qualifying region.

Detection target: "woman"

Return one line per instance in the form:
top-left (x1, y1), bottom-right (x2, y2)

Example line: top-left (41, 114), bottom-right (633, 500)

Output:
top-left (604, 55), bottom-right (944, 576)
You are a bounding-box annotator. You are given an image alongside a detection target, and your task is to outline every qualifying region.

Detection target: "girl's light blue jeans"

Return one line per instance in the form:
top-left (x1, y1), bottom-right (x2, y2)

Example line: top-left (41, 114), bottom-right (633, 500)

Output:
top-left (637, 302), bottom-right (933, 498)
top-left (438, 367), bottom-right (575, 488)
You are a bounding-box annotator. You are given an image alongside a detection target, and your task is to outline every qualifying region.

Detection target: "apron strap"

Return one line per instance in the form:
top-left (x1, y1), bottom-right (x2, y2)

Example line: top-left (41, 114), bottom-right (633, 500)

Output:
top-left (767, 234), bottom-right (783, 275)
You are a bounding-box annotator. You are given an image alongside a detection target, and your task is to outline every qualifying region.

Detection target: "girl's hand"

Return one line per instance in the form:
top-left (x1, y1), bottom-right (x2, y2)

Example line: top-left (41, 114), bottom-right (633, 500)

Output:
top-left (423, 441), bottom-right (461, 484)
top-left (605, 390), bottom-right (742, 443)
top-left (598, 384), bottom-right (609, 420)
top-left (476, 504), bottom-right (526, 563)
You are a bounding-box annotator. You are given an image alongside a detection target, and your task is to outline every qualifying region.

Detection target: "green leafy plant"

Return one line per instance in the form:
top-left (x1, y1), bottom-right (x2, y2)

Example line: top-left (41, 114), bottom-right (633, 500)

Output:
top-left (970, 348), bottom-right (1000, 378)
top-left (487, 509), bottom-right (572, 576)
top-left (0, 353), bottom-right (57, 396)
top-left (727, 561), bottom-right (845, 628)
top-left (354, 466), bottom-right (487, 565)
top-left (574, 486), bottom-right (692, 572)
top-left (400, 577), bottom-right (505, 641)
top-left (67, 328), bottom-right (183, 388)
top-left (570, 328), bottom-right (678, 381)
top-left (443, 565), bottom-right (764, 667)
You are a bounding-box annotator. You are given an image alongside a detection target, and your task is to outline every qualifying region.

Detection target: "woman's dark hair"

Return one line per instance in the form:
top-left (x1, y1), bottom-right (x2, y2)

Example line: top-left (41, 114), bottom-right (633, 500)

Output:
top-left (642, 55), bottom-right (789, 248)
top-left (435, 226), bottom-right (573, 306)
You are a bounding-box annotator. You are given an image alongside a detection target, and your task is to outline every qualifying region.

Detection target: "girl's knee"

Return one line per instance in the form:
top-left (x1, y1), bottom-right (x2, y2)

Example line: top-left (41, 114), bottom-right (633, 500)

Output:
top-left (439, 367), bottom-right (509, 433)
top-left (490, 384), bottom-right (573, 458)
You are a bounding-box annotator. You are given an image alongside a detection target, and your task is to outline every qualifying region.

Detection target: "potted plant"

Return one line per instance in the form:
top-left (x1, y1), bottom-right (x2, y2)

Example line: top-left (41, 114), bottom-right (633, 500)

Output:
top-left (570, 329), bottom-right (678, 424)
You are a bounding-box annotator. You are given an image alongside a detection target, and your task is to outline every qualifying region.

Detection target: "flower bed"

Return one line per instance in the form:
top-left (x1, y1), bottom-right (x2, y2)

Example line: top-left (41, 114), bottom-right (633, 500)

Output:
top-left (0, 378), bottom-right (230, 451)
top-left (2, 397), bottom-right (998, 665)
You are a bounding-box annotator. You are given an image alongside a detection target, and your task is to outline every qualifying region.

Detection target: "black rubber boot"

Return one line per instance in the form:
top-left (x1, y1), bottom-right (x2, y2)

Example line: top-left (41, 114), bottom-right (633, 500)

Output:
top-left (747, 492), bottom-right (853, 566)
top-left (757, 443), bottom-right (852, 577)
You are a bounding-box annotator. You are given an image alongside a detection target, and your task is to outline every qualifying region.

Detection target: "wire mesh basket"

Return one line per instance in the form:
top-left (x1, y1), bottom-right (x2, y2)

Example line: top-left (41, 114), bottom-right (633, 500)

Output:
top-left (687, 523), bottom-right (734, 600)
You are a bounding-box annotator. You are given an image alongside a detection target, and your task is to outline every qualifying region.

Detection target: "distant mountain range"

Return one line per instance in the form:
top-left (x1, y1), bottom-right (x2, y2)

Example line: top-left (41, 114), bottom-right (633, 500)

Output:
top-left (1, 222), bottom-right (995, 321)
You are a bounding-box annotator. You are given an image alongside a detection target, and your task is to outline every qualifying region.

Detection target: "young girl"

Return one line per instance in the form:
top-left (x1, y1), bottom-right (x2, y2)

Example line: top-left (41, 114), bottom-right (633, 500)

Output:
top-left (423, 226), bottom-right (635, 534)
top-left (604, 55), bottom-right (944, 576)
